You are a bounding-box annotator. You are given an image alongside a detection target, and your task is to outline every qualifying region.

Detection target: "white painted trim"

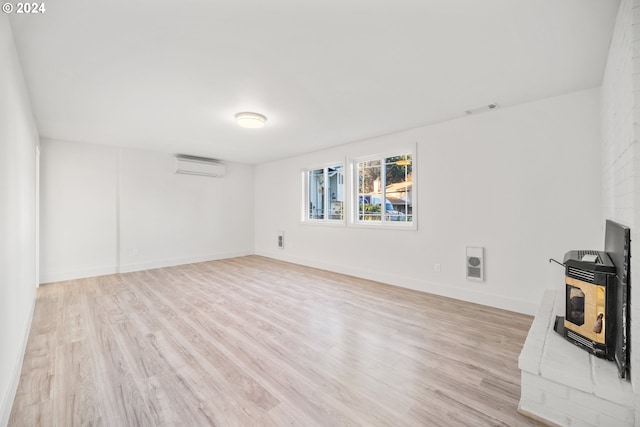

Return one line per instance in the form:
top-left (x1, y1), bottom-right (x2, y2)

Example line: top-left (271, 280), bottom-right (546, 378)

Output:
top-left (35, 146), bottom-right (40, 288)
top-left (40, 266), bottom-right (119, 285)
top-left (255, 249), bottom-right (537, 315)
top-left (299, 220), bottom-right (346, 227)
top-left (39, 250), bottom-right (255, 284)
top-left (0, 294), bottom-right (36, 427)
top-left (346, 221), bottom-right (417, 231)
top-left (118, 250), bottom-right (254, 274)
top-left (116, 148), bottom-right (122, 272)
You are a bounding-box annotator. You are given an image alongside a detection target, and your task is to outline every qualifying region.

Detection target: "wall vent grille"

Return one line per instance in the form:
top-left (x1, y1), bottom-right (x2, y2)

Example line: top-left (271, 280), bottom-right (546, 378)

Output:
top-left (567, 267), bottom-right (595, 283)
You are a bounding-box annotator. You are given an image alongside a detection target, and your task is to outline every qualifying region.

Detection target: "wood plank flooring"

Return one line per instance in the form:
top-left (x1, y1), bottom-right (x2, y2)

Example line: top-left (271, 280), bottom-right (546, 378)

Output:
top-left (9, 255), bottom-right (537, 426)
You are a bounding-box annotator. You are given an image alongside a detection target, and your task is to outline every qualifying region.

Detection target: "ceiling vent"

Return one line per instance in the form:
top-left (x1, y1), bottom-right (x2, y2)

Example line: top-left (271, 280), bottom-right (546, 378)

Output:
top-left (175, 155), bottom-right (225, 177)
top-left (465, 103), bottom-right (499, 115)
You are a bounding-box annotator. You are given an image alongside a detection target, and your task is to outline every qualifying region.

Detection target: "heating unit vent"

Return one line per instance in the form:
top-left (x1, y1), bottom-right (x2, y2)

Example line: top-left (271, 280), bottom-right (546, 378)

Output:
top-left (175, 155), bottom-right (225, 177)
top-left (577, 250), bottom-right (600, 261)
top-left (568, 267), bottom-right (595, 283)
top-left (566, 330), bottom-right (595, 350)
top-left (466, 246), bottom-right (484, 281)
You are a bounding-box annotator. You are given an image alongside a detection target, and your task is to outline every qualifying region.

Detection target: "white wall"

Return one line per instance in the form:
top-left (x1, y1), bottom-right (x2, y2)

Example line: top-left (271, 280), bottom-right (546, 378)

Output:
top-left (255, 89), bottom-right (602, 315)
top-left (40, 140), bottom-right (254, 282)
top-left (601, 0), bottom-right (640, 413)
top-left (118, 148), bottom-right (254, 271)
top-left (40, 140), bottom-right (118, 282)
top-left (0, 16), bottom-right (39, 427)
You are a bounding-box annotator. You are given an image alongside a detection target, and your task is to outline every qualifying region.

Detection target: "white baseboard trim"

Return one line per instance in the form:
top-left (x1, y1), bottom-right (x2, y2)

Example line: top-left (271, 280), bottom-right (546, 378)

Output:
top-left (255, 250), bottom-right (537, 315)
top-left (39, 250), bottom-right (255, 285)
top-left (0, 293), bottom-right (36, 427)
top-left (39, 249), bottom-right (537, 314)
top-left (40, 266), bottom-right (118, 285)
top-left (118, 250), bottom-right (254, 274)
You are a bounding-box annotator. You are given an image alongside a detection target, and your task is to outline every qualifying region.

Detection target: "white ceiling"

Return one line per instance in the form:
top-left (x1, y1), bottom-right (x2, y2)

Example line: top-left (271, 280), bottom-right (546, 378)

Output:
top-left (10, 0), bottom-right (620, 164)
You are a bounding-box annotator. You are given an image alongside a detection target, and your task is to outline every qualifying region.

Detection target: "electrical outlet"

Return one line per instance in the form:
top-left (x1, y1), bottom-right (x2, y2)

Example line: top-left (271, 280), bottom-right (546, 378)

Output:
top-left (277, 231), bottom-right (284, 249)
top-left (434, 263), bottom-right (441, 272)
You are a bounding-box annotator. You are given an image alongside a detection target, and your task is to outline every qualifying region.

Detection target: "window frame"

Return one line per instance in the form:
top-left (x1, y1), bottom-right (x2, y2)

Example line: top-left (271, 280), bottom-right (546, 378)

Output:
top-left (301, 162), bottom-right (346, 226)
top-left (350, 149), bottom-right (416, 230)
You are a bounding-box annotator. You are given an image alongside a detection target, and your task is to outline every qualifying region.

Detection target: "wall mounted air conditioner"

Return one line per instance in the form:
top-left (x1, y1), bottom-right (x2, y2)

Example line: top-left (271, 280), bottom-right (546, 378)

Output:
top-left (175, 155), bottom-right (225, 177)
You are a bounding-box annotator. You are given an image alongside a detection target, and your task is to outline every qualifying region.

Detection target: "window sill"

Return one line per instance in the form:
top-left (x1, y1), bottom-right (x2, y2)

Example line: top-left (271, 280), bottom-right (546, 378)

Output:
top-left (349, 221), bottom-right (417, 231)
top-left (300, 219), bottom-right (417, 230)
top-left (300, 220), bottom-right (346, 227)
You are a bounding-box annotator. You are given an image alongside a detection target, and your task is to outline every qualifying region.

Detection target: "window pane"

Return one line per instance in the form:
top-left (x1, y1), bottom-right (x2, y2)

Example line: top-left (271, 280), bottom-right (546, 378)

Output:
top-left (327, 166), bottom-right (344, 220)
top-left (357, 160), bottom-right (382, 221)
top-left (308, 169), bottom-right (324, 219)
top-left (384, 155), bottom-right (413, 222)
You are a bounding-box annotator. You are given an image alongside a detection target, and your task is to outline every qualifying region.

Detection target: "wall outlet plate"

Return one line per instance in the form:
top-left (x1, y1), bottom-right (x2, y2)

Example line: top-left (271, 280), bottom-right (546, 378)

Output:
top-left (277, 230), bottom-right (284, 249)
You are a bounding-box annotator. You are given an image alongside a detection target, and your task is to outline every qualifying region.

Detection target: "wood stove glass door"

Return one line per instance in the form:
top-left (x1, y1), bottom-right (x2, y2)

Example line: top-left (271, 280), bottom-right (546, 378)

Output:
top-left (564, 277), bottom-right (606, 345)
top-left (567, 286), bottom-right (585, 326)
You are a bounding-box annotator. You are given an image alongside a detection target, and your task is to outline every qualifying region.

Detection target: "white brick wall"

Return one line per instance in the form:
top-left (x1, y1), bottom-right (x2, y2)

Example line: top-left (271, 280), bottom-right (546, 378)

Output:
top-left (602, 0), bottom-right (634, 226)
top-left (601, 0), bottom-right (640, 421)
top-left (520, 1), bottom-right (640, 425)
top-left (633, 1), bottom-right (640, 420)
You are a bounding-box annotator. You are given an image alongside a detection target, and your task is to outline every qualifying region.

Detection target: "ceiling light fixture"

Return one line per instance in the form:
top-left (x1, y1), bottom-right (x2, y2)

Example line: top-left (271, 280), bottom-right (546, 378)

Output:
top-left (235, 112), bottom-right (267, 129)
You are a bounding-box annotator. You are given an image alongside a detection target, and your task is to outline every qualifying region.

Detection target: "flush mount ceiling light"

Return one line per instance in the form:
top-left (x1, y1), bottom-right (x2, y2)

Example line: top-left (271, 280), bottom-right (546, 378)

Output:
top-left (235, 112), bottom-right (267, 129)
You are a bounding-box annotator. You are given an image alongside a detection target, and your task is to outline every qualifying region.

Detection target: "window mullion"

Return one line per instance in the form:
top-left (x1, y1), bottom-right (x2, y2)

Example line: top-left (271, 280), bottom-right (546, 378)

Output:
top-left (324, 167), bottom-right (329, 221)
top-left (380, 158), bottom-right (386, 222)
top-left (304, 171), bottom-right (309, 221)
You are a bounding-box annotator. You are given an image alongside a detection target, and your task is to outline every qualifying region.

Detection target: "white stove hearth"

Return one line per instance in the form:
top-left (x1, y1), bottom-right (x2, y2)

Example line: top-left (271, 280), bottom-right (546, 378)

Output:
top-left (519, 290), bottom-right (634, 426)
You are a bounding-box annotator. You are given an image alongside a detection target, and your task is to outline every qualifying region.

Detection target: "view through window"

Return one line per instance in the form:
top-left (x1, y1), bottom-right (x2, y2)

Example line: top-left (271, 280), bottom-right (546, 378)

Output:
top-left (306, 165), bottom-right (344, 221)
top-left (356, 154), bottom-right (413, 223)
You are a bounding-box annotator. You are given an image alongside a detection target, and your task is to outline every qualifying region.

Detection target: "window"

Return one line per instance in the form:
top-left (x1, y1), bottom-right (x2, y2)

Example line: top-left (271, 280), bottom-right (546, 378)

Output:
top-left (355, 153), bottom-right (413, 224)
top-left (304, 165), bottom-right (344, 222)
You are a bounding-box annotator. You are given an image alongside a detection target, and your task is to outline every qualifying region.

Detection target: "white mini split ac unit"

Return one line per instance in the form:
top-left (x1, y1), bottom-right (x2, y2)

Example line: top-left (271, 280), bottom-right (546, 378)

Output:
top-left (175, 155), bottom-right (225, 177)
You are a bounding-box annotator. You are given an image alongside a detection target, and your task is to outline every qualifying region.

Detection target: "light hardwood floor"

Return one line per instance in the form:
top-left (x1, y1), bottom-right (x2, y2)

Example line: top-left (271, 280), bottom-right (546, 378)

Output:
top-left (9, 255), bottom-right (537, 426)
